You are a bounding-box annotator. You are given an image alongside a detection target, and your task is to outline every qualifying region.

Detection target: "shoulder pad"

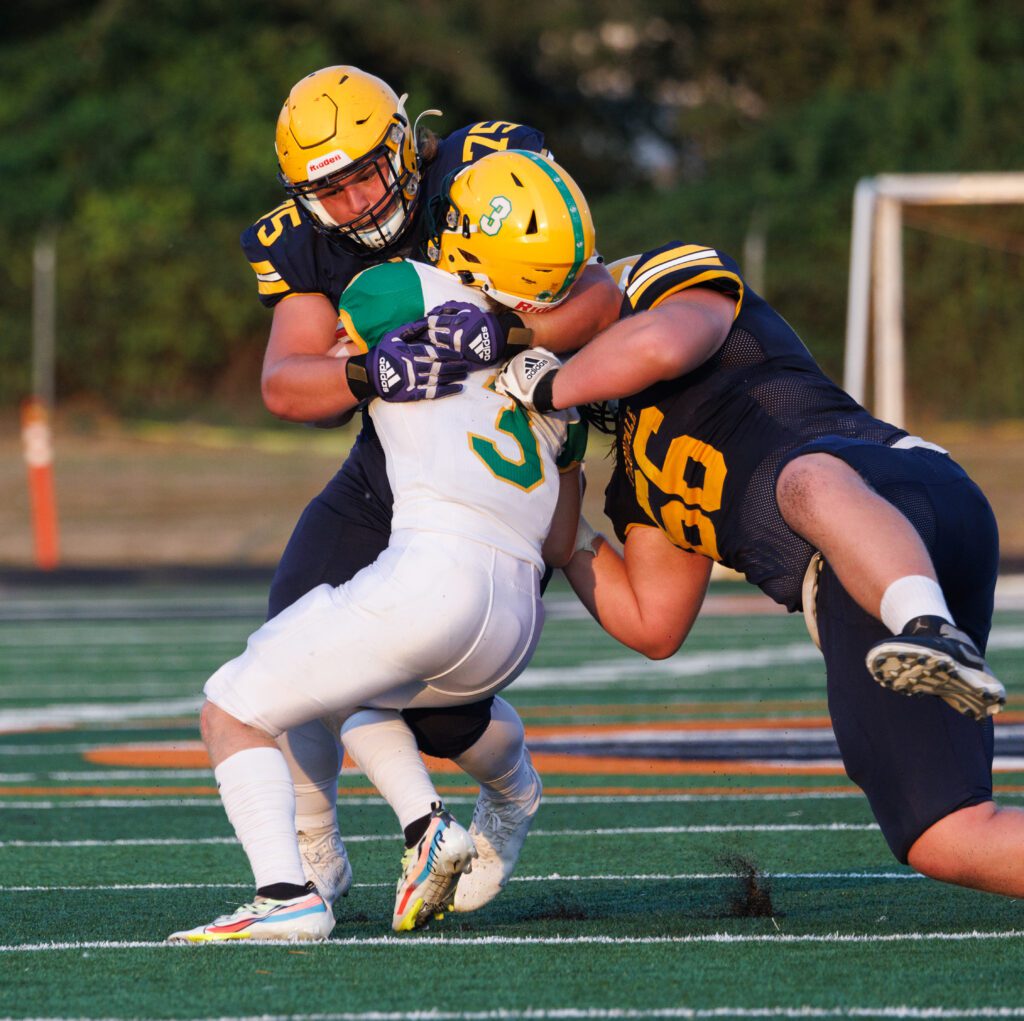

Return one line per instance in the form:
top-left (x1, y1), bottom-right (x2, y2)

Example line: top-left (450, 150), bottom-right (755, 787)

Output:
top-left (624, 242), bottom-right (744, 314)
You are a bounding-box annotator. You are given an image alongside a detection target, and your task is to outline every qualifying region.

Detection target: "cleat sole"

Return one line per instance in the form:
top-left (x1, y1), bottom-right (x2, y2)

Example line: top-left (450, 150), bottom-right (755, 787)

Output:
top-left (867, 646), bottom-right (1006, 721)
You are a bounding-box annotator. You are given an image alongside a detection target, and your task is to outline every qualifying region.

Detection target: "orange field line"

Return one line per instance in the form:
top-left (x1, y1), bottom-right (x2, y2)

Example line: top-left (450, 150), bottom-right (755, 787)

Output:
top-left (523, 718), bottom-right (835, 735)
top-left (7, 783), bottom-right (1024, 799)
top-left (518, 699), bottom-right (830, 718)
top-left (83, 746), bottom-right (846, 775)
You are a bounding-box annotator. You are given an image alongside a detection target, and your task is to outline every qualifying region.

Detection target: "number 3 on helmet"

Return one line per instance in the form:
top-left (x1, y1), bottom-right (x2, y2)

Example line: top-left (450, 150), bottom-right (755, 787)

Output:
top-left (428, 150), bottom-right (596, 313)
top-left (275, 66), bottom-right (422, 252)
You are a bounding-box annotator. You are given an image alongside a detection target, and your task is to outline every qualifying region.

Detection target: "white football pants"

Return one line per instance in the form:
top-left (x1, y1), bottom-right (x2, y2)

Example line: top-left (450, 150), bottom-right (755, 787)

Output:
top-left (204, 530), bottom-right (543, 736)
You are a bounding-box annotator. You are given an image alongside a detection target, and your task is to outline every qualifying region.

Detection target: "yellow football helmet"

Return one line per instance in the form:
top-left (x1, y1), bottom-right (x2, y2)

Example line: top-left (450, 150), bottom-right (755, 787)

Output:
top-left (428, 150), bottom-right (595, 312)
top-left (276, 66), bottom-right (420, 251)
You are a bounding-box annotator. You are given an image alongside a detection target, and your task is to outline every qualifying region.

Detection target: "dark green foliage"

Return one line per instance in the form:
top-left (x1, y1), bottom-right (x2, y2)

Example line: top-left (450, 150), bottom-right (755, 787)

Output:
top-left (1, 0), bottom-right (1022, 413)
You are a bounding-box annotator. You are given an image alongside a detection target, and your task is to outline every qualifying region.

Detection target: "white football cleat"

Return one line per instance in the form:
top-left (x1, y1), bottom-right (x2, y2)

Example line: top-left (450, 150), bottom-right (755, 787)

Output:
top-left (454, 756), bottom-right (542, 913)
top-left (392, 804), bottom-right (477, 932)
top-left (166, 885), bottom-right (334, 943)
top-left (298, 827), bottom-right (353, 906)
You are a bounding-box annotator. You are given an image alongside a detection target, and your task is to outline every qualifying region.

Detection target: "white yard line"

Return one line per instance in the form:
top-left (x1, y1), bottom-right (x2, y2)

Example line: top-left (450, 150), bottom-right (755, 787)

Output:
top-left (2, 1009), bottom-right (1024, 1021)
top-left (4, 1010), bottom-right (1024, 1021)
top-left (2, 930), bottom-right (1023, 953)
top-left (0, 823), bottom-right (881, 848)
top-left (0, 871), bottom-right (922, 892)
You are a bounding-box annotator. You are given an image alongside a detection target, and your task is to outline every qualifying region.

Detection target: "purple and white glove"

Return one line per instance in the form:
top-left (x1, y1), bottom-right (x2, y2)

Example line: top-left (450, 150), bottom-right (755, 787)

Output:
top-left (424, 302), bottom-right (531, 366)
top-left (347, 330), bottom-right (468, 403)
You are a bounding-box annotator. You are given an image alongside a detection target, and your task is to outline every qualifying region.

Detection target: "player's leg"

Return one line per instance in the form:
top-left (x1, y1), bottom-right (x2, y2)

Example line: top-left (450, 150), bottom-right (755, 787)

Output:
top-left (277, 716), bottom-right (352, 905)
top-left (268, 464), bottom-right (395, 905)
top-left (778, 440), bottom-right (1004, 717)
top-left (401, 697), bottom-right (541, 912)
top-left (166, 699), bottom-right (333, 942)
top-left (814, 457), bottom-right (1024, 896)
top-left (192, 534), bottom-right (538, 931)
top-left (339, 708), bottom-right (476, 931)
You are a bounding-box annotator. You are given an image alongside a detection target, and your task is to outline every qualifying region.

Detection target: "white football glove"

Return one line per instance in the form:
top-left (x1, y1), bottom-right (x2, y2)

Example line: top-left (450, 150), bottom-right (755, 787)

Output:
top-left (494, 347), bottom-right (562, 413)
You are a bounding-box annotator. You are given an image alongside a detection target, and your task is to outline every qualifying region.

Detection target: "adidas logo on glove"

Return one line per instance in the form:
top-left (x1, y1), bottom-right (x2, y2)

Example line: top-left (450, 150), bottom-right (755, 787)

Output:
top-left (378, 359), bottom-right (402, 394)
top-left (469, 327), bottom-right (492, 363)
top-left (522, 355), bottom-right (552, 381)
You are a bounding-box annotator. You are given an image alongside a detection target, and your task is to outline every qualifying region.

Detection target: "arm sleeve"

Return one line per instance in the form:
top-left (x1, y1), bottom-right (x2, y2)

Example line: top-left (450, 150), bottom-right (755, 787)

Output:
top-left (239, 201), bottom-right (321, 309)
top-left (555, 417), bottom-right (588, 471)
top-left (623, 241), bottom-right (745, 316)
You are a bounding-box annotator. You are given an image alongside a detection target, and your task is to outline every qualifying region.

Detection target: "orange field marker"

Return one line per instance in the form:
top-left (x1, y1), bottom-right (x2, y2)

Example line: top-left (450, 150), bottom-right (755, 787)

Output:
top-left (20, 397), bottom-right (59, 570)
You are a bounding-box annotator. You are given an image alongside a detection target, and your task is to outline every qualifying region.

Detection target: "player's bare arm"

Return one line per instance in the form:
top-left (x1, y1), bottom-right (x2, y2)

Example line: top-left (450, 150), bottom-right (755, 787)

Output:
top-left (563, 524), bottom-right (712, 659)
top-left (541, 464), bottom-right (583, 568)
top-left (551, 288), bottom-right (734, 409)
top-left (261, 293), bottom-right (365, 421)
top-left (520, 263), bottom-right (621, 355)
top-left (495, 288), bottom-right (735, 414)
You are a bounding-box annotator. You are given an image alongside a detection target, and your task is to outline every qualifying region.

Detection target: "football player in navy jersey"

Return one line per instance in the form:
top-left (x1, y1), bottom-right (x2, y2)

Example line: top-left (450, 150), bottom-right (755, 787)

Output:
top-left (240, 66), bottom-right (621, 915)
top-left (494, 241), bottom-right (1024, 900)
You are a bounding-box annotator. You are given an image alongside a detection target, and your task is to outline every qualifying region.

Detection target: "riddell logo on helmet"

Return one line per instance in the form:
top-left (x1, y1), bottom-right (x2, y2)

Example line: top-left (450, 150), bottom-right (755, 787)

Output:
top-left (307, 150), bottom-right (352, 179)
top-left (513, 299), bottom-right (548, 314)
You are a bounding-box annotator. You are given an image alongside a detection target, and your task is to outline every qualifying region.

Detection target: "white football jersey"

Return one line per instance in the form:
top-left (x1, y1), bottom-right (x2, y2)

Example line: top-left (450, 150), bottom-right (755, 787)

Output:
top-left (338, 260), bottom-right (573, 571)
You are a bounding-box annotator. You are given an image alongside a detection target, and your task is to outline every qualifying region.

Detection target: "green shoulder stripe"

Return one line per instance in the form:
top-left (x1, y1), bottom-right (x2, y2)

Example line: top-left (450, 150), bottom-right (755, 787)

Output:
top-left (337, 260), bottom-right (426, 351)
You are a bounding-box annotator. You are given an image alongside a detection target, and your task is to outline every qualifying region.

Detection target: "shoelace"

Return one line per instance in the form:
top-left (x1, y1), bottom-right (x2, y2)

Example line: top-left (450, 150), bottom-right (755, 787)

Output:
top-left (475, 802), bottom-right (512, 844)
top-left (213, 899), bottom-right (264, 924)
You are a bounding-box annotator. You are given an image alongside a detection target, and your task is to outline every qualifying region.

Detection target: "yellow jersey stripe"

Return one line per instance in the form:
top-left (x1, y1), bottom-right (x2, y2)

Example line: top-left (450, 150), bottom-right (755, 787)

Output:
top-left (257, 278), bottom-right (290, 296)
top-left (646, 270), bottom-right (745, 320)
top-left (626, 248), bottom-right (721, 305)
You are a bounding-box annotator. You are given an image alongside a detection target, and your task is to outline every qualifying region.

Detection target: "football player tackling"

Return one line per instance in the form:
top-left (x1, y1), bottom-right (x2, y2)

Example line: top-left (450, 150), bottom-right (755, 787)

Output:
top-left (494, 241), bottom-right (1024, 899)
top-left (240, 65), bottom-right (620, 920)
top-left (167, 150), bottom-right (593, 942)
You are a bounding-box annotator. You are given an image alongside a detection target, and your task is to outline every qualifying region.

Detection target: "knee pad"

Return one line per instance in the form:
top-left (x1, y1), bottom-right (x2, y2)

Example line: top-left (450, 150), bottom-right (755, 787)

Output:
top-left (402, 698), bottom-right (495, 759)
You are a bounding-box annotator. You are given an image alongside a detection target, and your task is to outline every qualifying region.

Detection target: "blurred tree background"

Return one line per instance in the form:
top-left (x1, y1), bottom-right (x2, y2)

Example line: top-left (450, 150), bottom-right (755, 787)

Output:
top-left (1, 0), bottom-right (1022, 420)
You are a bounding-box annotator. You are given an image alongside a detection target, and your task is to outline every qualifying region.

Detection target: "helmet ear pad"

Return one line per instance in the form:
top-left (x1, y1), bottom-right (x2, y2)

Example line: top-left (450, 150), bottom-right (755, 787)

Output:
top-left (274, 65), bottom-right (421, 251)
top-left (433, 150), bottom-right (595, 311)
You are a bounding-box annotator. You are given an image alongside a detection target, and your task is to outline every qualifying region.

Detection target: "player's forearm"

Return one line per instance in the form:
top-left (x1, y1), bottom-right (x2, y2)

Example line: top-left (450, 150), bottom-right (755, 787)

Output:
top-left (563, 540), bottom-right (681, 659)
top-left (522, 264), bottom-right (621, 354)
top-left (549, 290), bottom-right (734, 410)
top-left (261, 354), bottom-right (363, 422)
top-left (548, 314), bottom-right (676, 409)
top-left (542, 467), bottom-right (583, 568)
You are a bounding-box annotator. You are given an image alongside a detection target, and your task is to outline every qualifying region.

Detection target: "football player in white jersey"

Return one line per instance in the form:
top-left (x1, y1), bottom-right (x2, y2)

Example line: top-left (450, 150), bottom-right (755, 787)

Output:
top-left (168, 150), bottom-right (594, 942)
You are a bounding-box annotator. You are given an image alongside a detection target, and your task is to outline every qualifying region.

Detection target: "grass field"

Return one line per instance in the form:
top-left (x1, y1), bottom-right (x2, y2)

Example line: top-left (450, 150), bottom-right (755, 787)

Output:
top-left (3, 578), bottom-right (1024, 1019)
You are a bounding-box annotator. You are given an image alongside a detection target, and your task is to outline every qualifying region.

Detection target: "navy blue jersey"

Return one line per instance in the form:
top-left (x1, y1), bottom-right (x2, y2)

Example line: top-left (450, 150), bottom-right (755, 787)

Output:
top-left (604, 242), bottom-right (907, 611)
top-left (241, 121), bottom-right (545, 309)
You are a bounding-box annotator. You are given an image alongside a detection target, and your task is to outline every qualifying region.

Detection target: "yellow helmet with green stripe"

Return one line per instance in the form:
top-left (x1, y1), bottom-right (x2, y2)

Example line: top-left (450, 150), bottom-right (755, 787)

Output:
top-left (428, 150), bottom-right (595, 313)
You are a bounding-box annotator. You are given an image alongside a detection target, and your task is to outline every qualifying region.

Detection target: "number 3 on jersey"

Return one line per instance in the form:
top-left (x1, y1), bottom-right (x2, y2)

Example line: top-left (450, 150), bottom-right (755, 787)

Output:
top-left (468, 382), bottom-right (544, 492)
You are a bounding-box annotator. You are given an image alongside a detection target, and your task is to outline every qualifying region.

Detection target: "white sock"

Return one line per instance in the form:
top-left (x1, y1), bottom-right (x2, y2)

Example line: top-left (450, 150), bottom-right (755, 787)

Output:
top-left (214, 747), bottom-right (306, 891)
top-left (276, 719), bottom-right (341, 835)
top-left (455, 697), bottom-right (536, 801)
top-left (879, 575), bottom-right (953, 635)
top-left (341, 709), bottom-right (438, 830)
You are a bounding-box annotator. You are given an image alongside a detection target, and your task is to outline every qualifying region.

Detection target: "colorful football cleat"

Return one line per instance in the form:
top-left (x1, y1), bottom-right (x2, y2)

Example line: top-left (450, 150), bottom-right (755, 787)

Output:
top-left (166, 885), bottom-right (334, 943)
top-left (454, 755), bottom-right (542, 913)
top-left (392, 804), bottom-right (477, 932)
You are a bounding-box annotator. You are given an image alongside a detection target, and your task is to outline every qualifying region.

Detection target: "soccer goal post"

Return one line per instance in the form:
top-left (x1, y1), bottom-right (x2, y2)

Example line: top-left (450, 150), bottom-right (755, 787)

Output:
top-left (843, 172), bottom-right (1024, 427)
